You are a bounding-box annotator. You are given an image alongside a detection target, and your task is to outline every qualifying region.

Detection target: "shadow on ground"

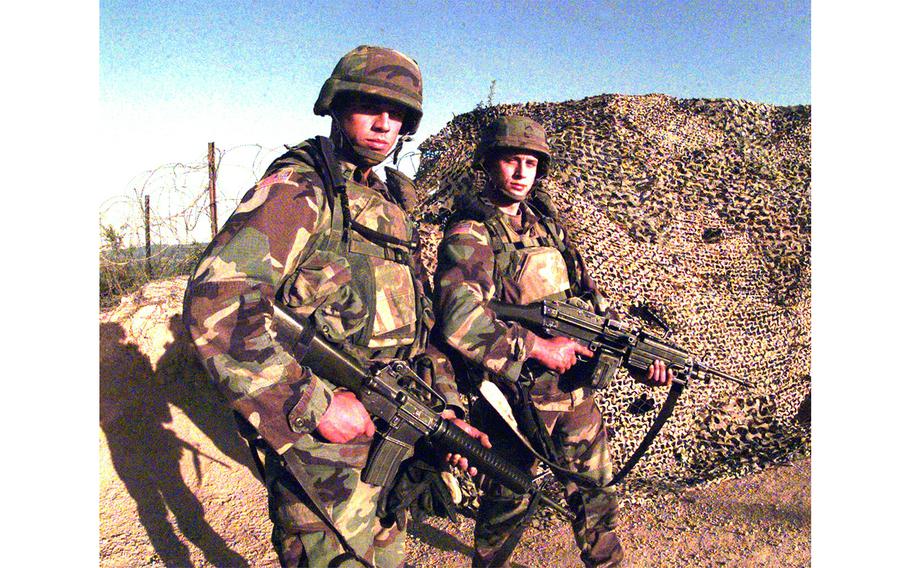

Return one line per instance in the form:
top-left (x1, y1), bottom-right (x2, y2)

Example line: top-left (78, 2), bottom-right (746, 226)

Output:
top-left (99, 316), bottom-right (259, 566)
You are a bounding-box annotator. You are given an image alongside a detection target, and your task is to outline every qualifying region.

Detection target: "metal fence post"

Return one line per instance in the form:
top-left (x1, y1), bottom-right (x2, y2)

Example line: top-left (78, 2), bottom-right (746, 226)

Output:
top-left (144, 194), bottom-right (152, 277)
top-left (209, 142), bottom-right (218, 239)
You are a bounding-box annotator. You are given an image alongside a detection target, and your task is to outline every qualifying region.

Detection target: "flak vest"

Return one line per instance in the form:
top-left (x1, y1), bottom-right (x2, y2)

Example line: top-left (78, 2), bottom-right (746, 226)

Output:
top-left (447, 190), bottom-right (583, 310)
top-left (446, 191), bottom-right (590, 408)
top-left (269, 138), bottom-right (433, 365)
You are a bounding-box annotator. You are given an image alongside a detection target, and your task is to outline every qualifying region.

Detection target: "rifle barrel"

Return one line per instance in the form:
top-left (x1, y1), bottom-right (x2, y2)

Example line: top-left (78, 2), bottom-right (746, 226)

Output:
top-left (708, 367), bottom-right (751, 388)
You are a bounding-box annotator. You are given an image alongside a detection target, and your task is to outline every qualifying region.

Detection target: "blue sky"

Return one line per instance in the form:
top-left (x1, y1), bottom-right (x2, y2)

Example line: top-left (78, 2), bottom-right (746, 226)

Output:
top-left (101, 0), bottom-right (811, 114)
top-left (99, 0), bottom-right (810, 217)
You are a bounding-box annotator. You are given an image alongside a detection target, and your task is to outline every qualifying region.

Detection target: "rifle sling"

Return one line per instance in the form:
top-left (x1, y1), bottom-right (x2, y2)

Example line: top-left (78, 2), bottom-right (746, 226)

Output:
top-left (233, 412), bottom-right (268, 483)
top-left (488, 490), bottom-right (543, 567)
top-left (608, 380), bottom-right (684, 486)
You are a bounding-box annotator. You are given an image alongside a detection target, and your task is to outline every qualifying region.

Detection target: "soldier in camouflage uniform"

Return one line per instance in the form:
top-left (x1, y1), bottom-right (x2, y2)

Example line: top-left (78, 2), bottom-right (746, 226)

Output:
top-left (434, 116), bottom-right (673, 567)
top-left (183, 45), bottom-right (488, 568)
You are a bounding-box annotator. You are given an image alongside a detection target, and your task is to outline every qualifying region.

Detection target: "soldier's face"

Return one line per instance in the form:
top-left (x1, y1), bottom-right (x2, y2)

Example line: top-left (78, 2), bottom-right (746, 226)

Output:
top-left (338, 95), bottom-right (405, 156)
top-left (490, 152), bottom-right (539, 202)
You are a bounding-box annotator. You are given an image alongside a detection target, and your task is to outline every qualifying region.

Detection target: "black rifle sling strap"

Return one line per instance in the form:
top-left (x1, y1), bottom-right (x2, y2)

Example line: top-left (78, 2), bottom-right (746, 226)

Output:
top-left (487, 490), bottom-right (544, 567)
top-left (479, 380), bottom-right (604, 489)
top-left (608, 380), bottom-right (685, 486)
top-left (305, 136), bottom-right (351, 256)
top-left (233, 412), bottom-right (268, 483)
top-left (513, 380), bottom-right (560, 464)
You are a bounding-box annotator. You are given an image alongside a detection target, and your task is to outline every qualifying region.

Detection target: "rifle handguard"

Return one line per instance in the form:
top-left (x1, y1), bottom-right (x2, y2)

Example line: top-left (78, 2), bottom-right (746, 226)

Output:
top-left (430, 420), bottom-right (570, 518)
top-left (489, 299), bottom-right (749, 389)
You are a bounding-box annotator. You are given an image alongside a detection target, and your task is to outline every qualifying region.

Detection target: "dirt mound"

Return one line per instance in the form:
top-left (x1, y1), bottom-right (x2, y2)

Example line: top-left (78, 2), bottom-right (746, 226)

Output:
top-left (100, 278), bottom-right (274, 567)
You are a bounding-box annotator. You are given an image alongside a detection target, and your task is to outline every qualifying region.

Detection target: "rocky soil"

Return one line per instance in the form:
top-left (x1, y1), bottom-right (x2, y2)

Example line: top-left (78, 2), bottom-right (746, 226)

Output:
top-left (407, 459), bottom-right (810, 567)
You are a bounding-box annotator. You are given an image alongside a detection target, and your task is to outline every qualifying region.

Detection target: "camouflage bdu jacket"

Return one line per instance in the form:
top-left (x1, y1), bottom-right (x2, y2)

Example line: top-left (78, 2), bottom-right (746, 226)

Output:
top-left (184, 140), bottom-right (462, 456)
top-left (434, 190), bottom-right (609, 407)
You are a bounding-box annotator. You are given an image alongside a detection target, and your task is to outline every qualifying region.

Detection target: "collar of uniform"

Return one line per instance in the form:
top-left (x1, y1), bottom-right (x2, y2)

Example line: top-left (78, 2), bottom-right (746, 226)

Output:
top-left (479, 184), bottom-right (541, 234)
top-left (500, 200), bottom-right (539, 234)
top-left (337, 158), bottom-right (380, 188)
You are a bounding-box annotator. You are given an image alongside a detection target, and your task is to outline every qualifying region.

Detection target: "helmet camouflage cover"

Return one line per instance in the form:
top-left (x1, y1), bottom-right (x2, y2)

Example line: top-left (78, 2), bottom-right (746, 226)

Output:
top-left (314, 45), bottom-right (423, 135)
top-left (472, 115), bottom-right (551, 178)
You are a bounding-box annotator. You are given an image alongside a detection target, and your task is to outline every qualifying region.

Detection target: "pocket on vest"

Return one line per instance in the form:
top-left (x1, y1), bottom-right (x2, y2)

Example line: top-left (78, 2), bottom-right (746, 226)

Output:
top-left (368, 260), bottom-right (417, 348)
top-left (513, 247), bottom-right (570, 304)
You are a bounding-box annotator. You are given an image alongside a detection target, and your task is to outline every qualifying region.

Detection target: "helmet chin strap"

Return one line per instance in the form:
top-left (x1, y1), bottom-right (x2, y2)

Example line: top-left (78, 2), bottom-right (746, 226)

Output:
top-left (330, 111), bottom-right (401, 169)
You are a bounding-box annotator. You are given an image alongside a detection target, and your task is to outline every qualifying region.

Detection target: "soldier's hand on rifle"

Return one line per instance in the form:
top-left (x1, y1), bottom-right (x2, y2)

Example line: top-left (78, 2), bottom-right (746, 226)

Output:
top-left (630, 359), bottom-right (675, 387)
top-left (440, 409), bottom-right (492, 477)
top-left (529, 335), bottom-right (595, 375)
top-left (315, 389), bottom-right (376, 443)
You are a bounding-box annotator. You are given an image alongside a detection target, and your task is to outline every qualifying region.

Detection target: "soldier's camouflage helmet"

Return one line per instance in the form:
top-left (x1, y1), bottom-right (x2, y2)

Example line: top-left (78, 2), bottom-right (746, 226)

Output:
top-left (314, 45), bottom-right (423, 135)
top-left (472, 115), bottom-right (551, 178)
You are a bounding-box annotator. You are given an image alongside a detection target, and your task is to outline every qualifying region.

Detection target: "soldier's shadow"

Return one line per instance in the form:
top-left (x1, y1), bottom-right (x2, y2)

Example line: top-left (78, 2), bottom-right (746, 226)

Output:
top-left (407, 519), bottom-right (472, 558)
top-left (100, 317), bottom-right (256, 567)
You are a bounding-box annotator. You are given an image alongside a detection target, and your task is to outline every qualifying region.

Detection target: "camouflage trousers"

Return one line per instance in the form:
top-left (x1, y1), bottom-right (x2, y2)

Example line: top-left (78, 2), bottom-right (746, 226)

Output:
top-left (263, 432), bottom-right (405, 568)
top-left (470, 395), bottom-right (623, 568)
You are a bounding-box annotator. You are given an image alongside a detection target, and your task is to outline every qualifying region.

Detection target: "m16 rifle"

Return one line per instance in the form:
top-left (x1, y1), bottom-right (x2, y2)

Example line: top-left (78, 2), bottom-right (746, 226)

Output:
top-left (489, 299), bottom-right (751, 390)
top-left (272, 303), bottom-right (570, 518)
top-left (488, 299), bottom-right (751, 485)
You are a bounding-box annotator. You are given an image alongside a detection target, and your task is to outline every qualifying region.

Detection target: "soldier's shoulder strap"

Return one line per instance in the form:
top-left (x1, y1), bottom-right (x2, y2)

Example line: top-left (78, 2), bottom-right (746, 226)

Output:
top-left (264, 139), bottom-right (319, 177)
top-left (307, 136), bottom-right (348, 194)
top-left (300, 136), bottom-right (351, 254)
top-left (527, 190), bottom-right (585, 296)
top-left (445, 191), bottom-right (499, 227)
top-left (529, 188), bottom-right (560, 220)
top-left (261, 137), bottom-right (351, 255)
top-left (384, 166), bottom-right (420, 211)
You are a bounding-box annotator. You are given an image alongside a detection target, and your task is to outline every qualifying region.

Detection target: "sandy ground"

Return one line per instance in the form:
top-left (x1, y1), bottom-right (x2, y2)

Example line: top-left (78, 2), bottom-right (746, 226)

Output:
top-left (99, 281), bottom-right (809, 567)
top-left (407, 459), bottom-right (810, 567)
top-left (98, 370), bottom-right (809, 568)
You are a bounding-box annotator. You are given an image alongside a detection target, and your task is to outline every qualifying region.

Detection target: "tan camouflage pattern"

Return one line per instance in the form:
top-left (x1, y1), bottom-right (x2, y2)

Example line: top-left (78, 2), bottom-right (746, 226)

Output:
top-left (513, 247), bottom-right (570, 304)
top-left (265, 433), bottom-right (405, 567)
top-left (434, 214), bottom-right (536, 384)
top-left (346, 179), bottom-right (420, 349)
top-left (434, 197), bottom-right (589, 386)
top-left (184, 139), bottom-right (461, 567)
top-left (314, 45), bottom-right (423, 134)
top-left (184, 158), bottom-right (335, 455)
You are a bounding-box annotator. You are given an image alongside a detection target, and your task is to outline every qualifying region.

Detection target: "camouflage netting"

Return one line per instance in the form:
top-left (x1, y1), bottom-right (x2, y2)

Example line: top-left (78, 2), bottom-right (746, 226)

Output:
top-left (412, 93), bottom-right (811, 498)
